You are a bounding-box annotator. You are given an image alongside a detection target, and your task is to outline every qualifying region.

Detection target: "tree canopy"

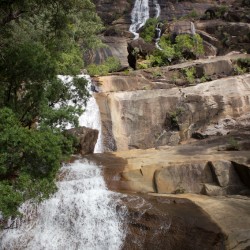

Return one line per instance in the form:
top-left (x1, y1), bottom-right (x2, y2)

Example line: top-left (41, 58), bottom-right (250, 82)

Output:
top-left (0, 0), bottom-right (103, 221)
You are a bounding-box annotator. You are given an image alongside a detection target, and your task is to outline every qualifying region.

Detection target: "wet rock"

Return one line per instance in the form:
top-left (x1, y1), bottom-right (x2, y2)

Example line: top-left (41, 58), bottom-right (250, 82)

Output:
top-left (155, 162), bottom-right (214, 194)
top-left (120, 194), bottom-right (226, 250)
top-left (209, 160), bottom-right (243, 187)
top-left (127, 38), bottom-right (155, 69)
top-left (66, 126), bottom-right (98, 155)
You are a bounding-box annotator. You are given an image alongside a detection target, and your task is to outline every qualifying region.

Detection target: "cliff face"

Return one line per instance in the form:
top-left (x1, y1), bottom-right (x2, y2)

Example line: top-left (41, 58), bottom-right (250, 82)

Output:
top-left (89, 0), bottom-right (250, 66)
top-left (88, 1), bottom-right (250, 249)
top-left (94, 54), bottom-right (250, 151)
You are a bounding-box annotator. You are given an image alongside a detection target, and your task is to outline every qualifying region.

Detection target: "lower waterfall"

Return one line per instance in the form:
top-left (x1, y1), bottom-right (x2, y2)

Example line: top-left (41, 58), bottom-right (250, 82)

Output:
top-left (0, 75), bottom-right (126, 250)
top-left (0, 161), bottom-right (126, 250)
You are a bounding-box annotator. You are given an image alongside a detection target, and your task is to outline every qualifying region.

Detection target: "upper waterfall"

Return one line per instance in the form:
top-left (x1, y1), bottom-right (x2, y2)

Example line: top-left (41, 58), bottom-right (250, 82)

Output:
top-left (153, 0), bottom-right (161, 18)
top-left (129, 0), bottom-right (161, 39)
top-left (129, 0), bottom-right (150, 39)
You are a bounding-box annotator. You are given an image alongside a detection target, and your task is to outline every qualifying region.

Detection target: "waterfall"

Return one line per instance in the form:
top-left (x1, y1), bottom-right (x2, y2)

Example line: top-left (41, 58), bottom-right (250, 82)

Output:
top-left (58, 74), bottom-right (103, 153)
top-left (154, 22), bottom-right (163, 50)
top-left (190, 22), bottom-right (196, 35)
top-left (0, 74), bottom-right (126, 249)
top-left (77, 75), bottom-right (103, 153)
top-left (153, 0), bottom-right (161, 18)
top-left (129, 0), bottom-right (161, 39)
top-left (129, 0), bottom-right (150, 39)
top-left (0, 160), bottom-right (126, 250)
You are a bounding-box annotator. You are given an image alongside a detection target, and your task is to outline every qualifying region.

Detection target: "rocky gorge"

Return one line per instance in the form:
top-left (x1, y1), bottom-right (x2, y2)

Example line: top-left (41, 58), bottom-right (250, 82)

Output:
top-left (86, 0), bottom-right (250, 249)
top-left (1, 0), bottom-right (250, 249)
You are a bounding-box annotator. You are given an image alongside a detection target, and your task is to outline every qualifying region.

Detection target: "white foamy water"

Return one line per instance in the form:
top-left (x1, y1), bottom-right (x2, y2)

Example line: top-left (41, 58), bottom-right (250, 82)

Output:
top-left (58, 74), bottom-right (103, 153)
top-left (153, 0), bottom-right (161, 18)
top-left (0, 160), bottom-right (126, 250)
top-left (129, 0), bottom-right (150, 39)
top-left (129, 0), bottom-right (161, 39)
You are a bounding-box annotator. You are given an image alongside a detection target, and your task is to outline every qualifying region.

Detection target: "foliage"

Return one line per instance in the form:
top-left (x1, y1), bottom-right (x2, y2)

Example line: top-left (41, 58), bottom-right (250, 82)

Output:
top-left (182, 67), bottom-right (196, 84)
top-left (149, 46), bottom-right (176, 67)
top-left (152, 70), bottom-right (163, 78)
top-left (215, 5), bottom-right (229, 18)
top-left (200, 75), bottom-right (209, 83)
top-left (235, 58), bottom-right (250, 73)
top-left (140, 18), bottom-right (159, 43)
top-left (87, 57), bottom-right (121, 76)
top-left (0, 0), bottom-right (103, 219)
top-left (227, 137), bottom-right (240, 151)
top-left (175, 34), bottom-right (204, 59)
top-left (233, 65), bottom-right (247, 75)
top-left (147, 34), bottom-right (204, 67)
top-left (169, 107), bottom-right (184, 131)
top-left (181, 10), bottom-right (199, 20)
top-left (0, 108), bottom-right (74, 218)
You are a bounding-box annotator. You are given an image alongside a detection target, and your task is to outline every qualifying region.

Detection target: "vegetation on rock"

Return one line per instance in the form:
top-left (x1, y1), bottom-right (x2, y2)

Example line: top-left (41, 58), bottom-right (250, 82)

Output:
top-left (87, 57), bottom-right (121, 76)
top-left (0, 0), bottom-right (102, 220)
top-left (135, 18), bottom-right (204, 69)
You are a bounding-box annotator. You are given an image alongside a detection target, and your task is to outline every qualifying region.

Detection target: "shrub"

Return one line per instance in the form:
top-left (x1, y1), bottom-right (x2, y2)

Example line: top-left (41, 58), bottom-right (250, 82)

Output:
top-left (140, 18), bottom-right (159, 43)
top-left (227, 137), bottom-right (240, 151)
top-left (0, 108), bottom-right (72, 218)
top-left (182, 67), bottom-right (196, 84)
top-left (87, 57), bottom-right (121, 76)
top-left (147, 34), bottom-right (204, 67)
top-left (175, 34), bottom-right (204, 59)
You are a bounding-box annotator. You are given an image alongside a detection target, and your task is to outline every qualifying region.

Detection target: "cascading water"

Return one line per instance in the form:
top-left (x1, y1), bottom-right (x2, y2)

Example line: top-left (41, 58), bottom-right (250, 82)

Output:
top-left (153, 0), bottom-right (161, 18)
top-left (129, 0), bottom-right (150, 39)
top-left (0, 75), bottom-right (126, 249)
top-left (58, 74), bottom-right (103, 153)
top-left (129, 0), bottom-right (161, 39)
top-left (77, 75), bottom-right (103, 153)
top-left (0, 160), bottom-right (126, 250)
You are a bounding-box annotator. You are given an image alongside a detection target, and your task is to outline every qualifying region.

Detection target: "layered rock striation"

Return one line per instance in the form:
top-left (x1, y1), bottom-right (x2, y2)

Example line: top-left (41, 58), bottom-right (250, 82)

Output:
top-left (94, 54), bottom-right (250, 151)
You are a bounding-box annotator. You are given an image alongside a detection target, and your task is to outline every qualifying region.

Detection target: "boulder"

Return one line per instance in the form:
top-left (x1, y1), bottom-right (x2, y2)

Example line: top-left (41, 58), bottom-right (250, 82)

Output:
top-left (232, 162), bottom-right (250, 188)
top-left (84, 37), bottom-right (129, 68)
top-left (127, 38), bottom-right (155, 69)
top-left (96, 73), bottom-right (250, 151)
top-left (66, 126), bottom-right (98, 155)
top-left (154, 162), bottom-right (214, 194)
top-left (209, 160), bottom-right (243, 187)
top-left (195, 59), bottom-right (233, 78)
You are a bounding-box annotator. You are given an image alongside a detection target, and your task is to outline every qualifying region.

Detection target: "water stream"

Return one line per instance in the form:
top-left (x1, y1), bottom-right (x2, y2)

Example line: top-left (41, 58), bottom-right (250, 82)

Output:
top-left (0, 75), bottom-right (125, 250)
top-left (0, 160), bottom-right (127, 250)
top-left (129, 0), bottom-right (161, 39)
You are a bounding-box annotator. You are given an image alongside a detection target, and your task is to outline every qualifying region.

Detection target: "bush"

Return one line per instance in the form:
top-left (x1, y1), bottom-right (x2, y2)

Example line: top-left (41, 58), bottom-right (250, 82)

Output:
top-left (0, 108), bottom-right (73, 218)
top-left (87, 57), bottom-right (121, 76)
top-left (147, 34), bottom-right (204, 67)
top-left (182, 67), bottom-right (196, 84)
top-left (140, 18), bottom-right (159, 43)
top-left (175, 34), bottom-right (204, 59)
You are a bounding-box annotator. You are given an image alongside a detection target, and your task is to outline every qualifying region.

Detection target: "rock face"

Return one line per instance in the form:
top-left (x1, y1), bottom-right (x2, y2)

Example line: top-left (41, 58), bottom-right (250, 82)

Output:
top-left (119, 194), bottom-right (226, 250)
top-left (95, 69), bottom-right (250, 151)
top-left (66, 126), bottom-right (98, 155)
top-left (85, 37), bottom-right (129, 67)
top-left (196, 20), bottom-right (250, 54)
top-left (87, 137), bottom-right (250, 250)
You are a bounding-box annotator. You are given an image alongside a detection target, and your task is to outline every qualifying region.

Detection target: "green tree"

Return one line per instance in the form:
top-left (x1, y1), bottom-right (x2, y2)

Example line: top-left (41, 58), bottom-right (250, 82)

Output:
top-left (0, 0), bottom-right (103, 220)
top-left (140, 18), bottom-right (159, 43)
